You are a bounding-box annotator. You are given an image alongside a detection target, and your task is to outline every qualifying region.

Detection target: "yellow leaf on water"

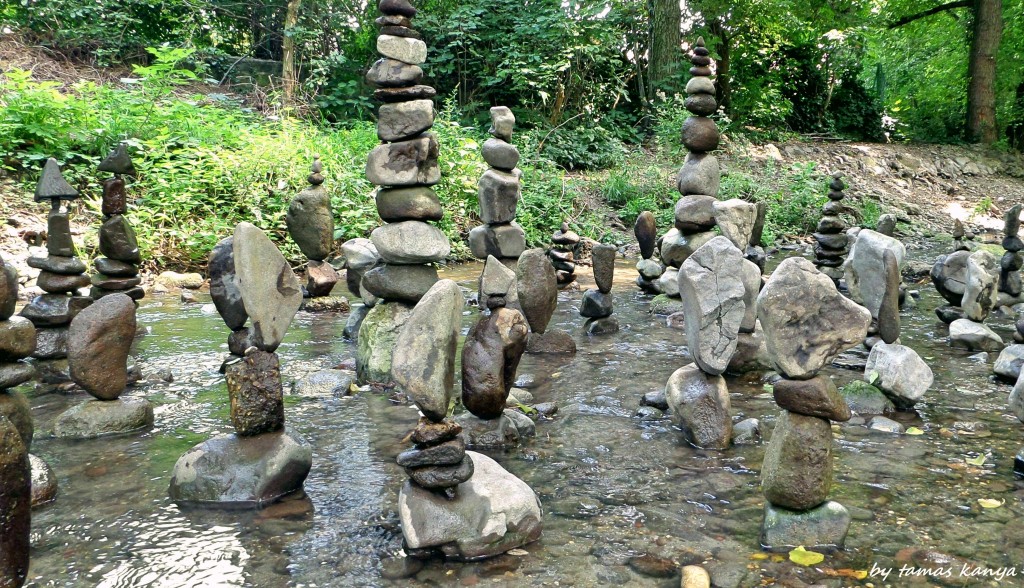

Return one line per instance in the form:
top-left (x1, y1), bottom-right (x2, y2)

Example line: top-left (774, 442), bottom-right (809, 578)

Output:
top-left (905, 427), bottom-right (924, 435)
top-left (966, 455), bottom-right (986, 466)
top-left (978, 498), bottom-right (1005, 508)
top-left (749, 553), bottom-right (769, 560)
top-left (789, 546), bottom-right (825, 566)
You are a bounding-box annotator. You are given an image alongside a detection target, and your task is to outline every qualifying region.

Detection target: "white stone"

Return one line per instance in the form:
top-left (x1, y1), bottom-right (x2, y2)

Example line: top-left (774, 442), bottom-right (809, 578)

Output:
top-left (864, 342), bottom-right (933, 406)
top-left (377, 35), bottom-right (427, 64)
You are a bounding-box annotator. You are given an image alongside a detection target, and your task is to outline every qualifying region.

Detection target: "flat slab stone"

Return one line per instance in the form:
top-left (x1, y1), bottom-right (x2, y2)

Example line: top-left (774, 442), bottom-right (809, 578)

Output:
top-left (233, 223), bottom-right (303, 352)
top-left (169, 428), bottom-right (312, 507)
top-left (677, 236), bottom-right (745, 375)
top-left (371, 221), bottom-right (450, 264)
top-left (362, 263), bottom-right (439, 304)
top-left (366, 135), bottom-right (440, 186)
top-left (53, 398), bottom-right (154, 438)
top-left (376, 187), bottom-right (443, 222)
top-left (398, 451), bottom-right (542, 560)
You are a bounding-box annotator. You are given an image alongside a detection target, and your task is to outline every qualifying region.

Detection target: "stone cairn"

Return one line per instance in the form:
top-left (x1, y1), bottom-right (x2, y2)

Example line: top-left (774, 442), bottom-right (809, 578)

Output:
top-left (519, 248), bottom-right (576, 354)
top-left (340, 237), bottom-right (381, 340)
top-left (633, 211), bottom-right (664, 293)
top-left (549, 222), bottom-right (580, 288)
top-left (757, 256), bottom-right (871, 551)
top-left (91, 143), bottom-right (144, 302)
top-left (1000, 204), bottom-right (1023, 302)
top-left (579, 244), bottom-right (619, 334)
top-left (0, 253), bottom-right (33, 588)
top-left (21, 159), bottom-right (91, 362)
top-left (468, 107), bottom-right (526, 265)
top-left (286, 156), bottom-right (342, 305)
top-left (813, 174), bottom-right (849, 284)
top-left (170, 222), bottom-right (311, 506)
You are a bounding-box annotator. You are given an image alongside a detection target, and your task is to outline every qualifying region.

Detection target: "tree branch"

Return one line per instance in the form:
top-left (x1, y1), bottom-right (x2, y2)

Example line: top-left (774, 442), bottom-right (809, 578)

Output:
top-left (889, 0), bottom-right (972, 28)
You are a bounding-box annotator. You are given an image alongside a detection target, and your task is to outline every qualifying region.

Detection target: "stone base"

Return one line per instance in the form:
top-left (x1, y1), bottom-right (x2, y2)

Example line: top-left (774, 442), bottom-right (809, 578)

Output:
top-left (299, 296), bottom-right (350, 313)
top-left (53, 398), bottom-right (154, 438)
top-left (399, 451), bottom-right (542, 561)
top-left (949, 318), bottom-right (1004, 352)
top-left (760, 501), bottom-right (851, 553)
top-left (29, 454), bottom-right (57, 508)
top-left (525, 330), bottom-right (577, 354)
top-left (584, 317), bottom-right (619, 335)
top-left (650, 294), bottom-right (685, 316)
top-left (456, 409), bottom-right (535, 449)
top-left (169, 428), bottom-right (312, 508)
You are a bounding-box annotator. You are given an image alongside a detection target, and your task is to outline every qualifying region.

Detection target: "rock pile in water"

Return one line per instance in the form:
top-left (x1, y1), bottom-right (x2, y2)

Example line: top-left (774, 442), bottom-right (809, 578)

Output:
top-left (580, 244), bottom-right (619, 334)
top-left (518, 249), bottom-right (576, 354)
top-left (169, 222), bottom-right (311, 507)
top-left (468, 108), bottom-right (526, 265)
top-left (22, 159), bottom-right (92, 362)
top-left (549, 222), bottom-right (580, 288)
top-left (287, 156), bottom-right (342, 304)
top-left (91, 143), bottom-right (144, 302)
top-left (633, 211), bottom-right (665, 293)
top-left (1000, 204), bottom-right (1023, 301)
top-left (757, 256), bottom-right (870, 551)
top-left (812, 174), bottom-right (849, 284)
top-left (340, 238), bottom-right (381, 340)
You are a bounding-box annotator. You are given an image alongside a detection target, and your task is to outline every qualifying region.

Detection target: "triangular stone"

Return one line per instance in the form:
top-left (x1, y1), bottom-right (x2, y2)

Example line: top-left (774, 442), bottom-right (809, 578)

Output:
top-left (98, 143), bottom-right (136, 176)
top-left (34, 158), bottom-right (78, 201)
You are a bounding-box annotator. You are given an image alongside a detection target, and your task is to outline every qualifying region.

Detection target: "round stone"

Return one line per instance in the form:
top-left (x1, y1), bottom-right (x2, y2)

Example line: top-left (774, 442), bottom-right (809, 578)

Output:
top-left (67, 293), bottom-right (136, 400)
top-left (684, 93), bottom-right (717, 116)
top-left (371, 221), bottom-right (450, 265)
top-left (681, 117), bottom-right (720, 152)
top-left (482, 138), bottom-right (520, 170)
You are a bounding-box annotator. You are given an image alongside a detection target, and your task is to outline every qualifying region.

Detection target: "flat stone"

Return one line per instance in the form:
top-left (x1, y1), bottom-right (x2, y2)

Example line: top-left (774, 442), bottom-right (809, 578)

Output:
top-left (411, 417), bottom-right (463, 446)
top-left (374, 85), bottom-right (436, 103)
top-left (365, 134), bottom-right (440, 186)
top-left (949, 318), bottom-right (1004, 352)
top-left (773, 375), bottom-right (851, 421)
top-left (376, 186), bottom-right (442, 222)
top-left (291, 369), bottom-right (355, 397)
top-left (674, 195), bottom-right (717, 233)
top-left (677, 236), bottom-right (745, 374)
top-left (154, 271), bottom-right (201, 288)
top-left (592, 244), bottom-right (616, 294)
top-left (90, 273), bottom-right (141, 290)
top-left (0, 363), bottom-right (35, 389)
top-left (633, 211), bottom-right (658, 259)
top-left (478, 169), bottom-right (521, 224)
top-left (482, 138), bottom-right (519, 170)
top-left (840, 380), bottom-right (895, 415)
top-left (53, 397), bottom-right (154, 438)
top-left (234, 223), bottom-right (303, 352)
top-left (489, 107), bottom-right (515, 141)
top-left (713, 199), bottom-right (758, 250)
top-left (26, 255), bottom-right (85, 275)
top-left (169, 428), bottom-right (312, 507)
top-left (362, 263), bottom-right (439, 303)
top-left (761, 410), bottom-right (832, 510)
top-left (845, 229), bottom-right (905, 318)
top-left (32, 326), bottom-right (68, 359)
top-left (405, 456), bottom-right (474, 489)
top-left (761, 501), bottom-right (850, 552)
top-left (398, 451), bottom-right (541, 560)
top-left (660, 228), bottom-right (715, 268)
top-left (758, 257), bottom-right (871, 379)
top-left (0, 416), bottom-right (29, 587)
top-left (377, 34), bottom-right (427, 64)
top-left (356, 301), bottom-right (413, 384)
top-left (36, 271), bottom-right (89, 294)
top-left (68, 293), bottom-right (135, 400)
top-left (931, 250), bottom-right (971, 305)
top-left (397, 437), bottom-right (466, 467)
top-left (371, 221), bottom-right (450, 265)
top-left (365, 58), bottom-right (423, 87)
top-left (962, 250), bottom-right (999, 321)
top-left (0, 317), bottom-right (36, 361)
top-left (378, 99), bottom-right (434, 141)
top-left (525, 330), bottom-right (577, 354)
top-left (994, 344), bottom-right (1024, 380)
top-left (677, 153), bottom-right (719, 196)
top-left (868, 415), bottom-right (905, 434)
top-left (580, 289), bottom-right (613, 319)
top-left (29, 454), bottom-right (57, 508)
top-left (287, 184), bottom-right (334, 261)
top-left (681, 116), bottom-right (719, 152)
top-left (665, 364), bottom-right (732, 449)
top-left (379, 0), bottom-right (416, 17)
top-left (461, 308), bottom-right (529, 419)
top-left (99, 215), bottom-right (141, 263)
top-left (392, 280), bottom-right (463, 421)
top-left (226, 350), bottom-right (284, 436)
top-left (468, 222), bottom-right (526, 260)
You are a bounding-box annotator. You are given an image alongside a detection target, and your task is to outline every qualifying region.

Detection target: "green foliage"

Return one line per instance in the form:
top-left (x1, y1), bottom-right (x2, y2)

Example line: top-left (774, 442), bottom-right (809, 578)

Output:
top-left (720, 160), bottom-right (826, 245)
top-left (534, 121), bottom-right (626, 171)
top-left (859, 199), bottom-right (880, 229)
top-left (601, 160), bottom-right (676, 228)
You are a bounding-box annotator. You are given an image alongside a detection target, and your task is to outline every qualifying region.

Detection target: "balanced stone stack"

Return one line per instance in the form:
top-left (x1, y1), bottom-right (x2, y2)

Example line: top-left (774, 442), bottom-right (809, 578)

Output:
top-left (931, 228), bottom-right (973, 323)
top-left (55, 293), bottom-right (154, 438)
top-left (91, 143), bottom-right (144, 301)
top-left (634, 211), bottom-right (664, 293)
top-left (468, 107), bottom-right (526, 265)
top-left (999, 204), bottom-right (1023, 301)
top-left (170, 222), bottom-right (311, 506)
top-left (813, 174), bottom-right (850, 284)
top-left (340, 238), bottom-right (381, 340)
top-left (287, 156), bottom-right (341, 302)
top-left (757, 257), bottom-right (871, 551)
top-left (517, 249), bottom-right (576, 354)
top-left (580, 244), bottom-right (619, 334)
top-left (549, 222), bottom-right (580, 288)
top-left (22, 159), bottom-right (92, 360)
top-left (947, 248), bottom-right (1004, 351)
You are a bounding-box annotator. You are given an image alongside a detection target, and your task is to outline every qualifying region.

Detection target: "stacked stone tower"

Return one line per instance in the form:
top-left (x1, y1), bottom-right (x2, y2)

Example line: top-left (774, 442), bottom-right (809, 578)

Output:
top-left (91, 143), bottom-right (144, 301)
top-left (813, 174), bottom-right (849, 284)
top-left (287, 156), bottom-right (339, 300)
top-left (468, 107), bottom-right (526, 265)
top-left (580, 244), bottom-right (619, 334)
top-left (549, 222), bottom-right (580, 288)
top-left (633, 211), bottom-right (664, 292)
top-left (22, 159), bottom-right (91, 361)
top-left (1000, 204), bottom-right (1023, 299)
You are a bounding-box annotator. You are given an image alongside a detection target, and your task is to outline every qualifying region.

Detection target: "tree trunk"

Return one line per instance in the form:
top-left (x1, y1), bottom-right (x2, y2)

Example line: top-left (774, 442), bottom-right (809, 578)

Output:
top-left (648, 0), bottom-right (681, 97)
top-left (966, 0), bottom-right (1002, 143)
top-left (282, 0), bottom-right (302, 107)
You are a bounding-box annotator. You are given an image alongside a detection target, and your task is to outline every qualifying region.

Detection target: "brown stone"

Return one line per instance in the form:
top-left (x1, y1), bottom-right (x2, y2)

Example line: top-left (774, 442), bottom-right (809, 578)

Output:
top-left (226, 350), bottom-right (285, 436)
top-left (67, 293), bottom-right (136, 400)
top-left (0, 415), bottom-right (30, 587)
top-left (772, 376), bottom-right (851, 422)
top-left (102, 176), bottom-right (128, 216)
top-left (461, 308), bottom-right (529, 419)
top-left (306, 260), bottom-right (339, 297)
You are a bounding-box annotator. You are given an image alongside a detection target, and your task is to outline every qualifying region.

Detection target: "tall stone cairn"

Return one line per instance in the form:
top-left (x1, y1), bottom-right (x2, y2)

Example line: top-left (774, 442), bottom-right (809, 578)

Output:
top-left (287, 156), bottom-right (339, 298)
top-left (549, 222), bottom-right (580, 288)
top-left (363, 1), bottom-right (448, 306)
top-left (580, 244), bottom-right (619, 334)
top-left (634, 211), bottom-right (665, 292)
top-left (1000, 204), bottom-right (1023, 298)
top-left (91, 143), bottom-right (144, 301)
top-left (813, 174), bottom-right (849, 284)
top-left (21, 159), bottom-right (92, 360)
top-left (468, 108), bottom-right (526, 265)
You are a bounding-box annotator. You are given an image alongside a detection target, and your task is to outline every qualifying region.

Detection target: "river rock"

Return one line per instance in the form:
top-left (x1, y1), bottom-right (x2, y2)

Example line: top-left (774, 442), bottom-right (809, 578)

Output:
top-left (840, 380), bottom-right (895, 415)
top-left (397, 437), bottom-right (466, 468)
top-left (845, 229), bottom-right (904, 318)
top-left (53, 397), bottom-right (154, 438)
top-left (342, 238), bottom-right (380, 271)
top-left (292, 369), bottom-right (355, 398)
top-left (739, 258), bottom-right (760, 333)
top-left (677, 236), bottom-right (745, 374)
top-left (0, 392), bottom-right (31, 448)
top-left (758, 257), bottom-right (871, 379)
top-left (868, 415), bottom-right (905, 434)
top-left (580, 289), bottom-right (613, 319)
top-left (357, 301), bottom-right (413, 384)
top-left (773, 376), bottom-right (851, 421)
top-left (468, 222), bottom-right (526, 260)
top-left (677, 153), bottom-right (719, 196)
top-left (208, 237), bottom-right (247, 330)
top-left (405, 457), bottom-right (474, 489)
top-left (727, 328), bottom-right (772, 373)
top-left (67, 293), bottom-right (135, 400)
top-left (233, 223), bottom-right (303, 352)
top-left (362, 263), bottom-right (439, 303)
top-left (962, 250), bottom-right (999, 321)
top-left (949, 318), bottom-right (1004, 351)
top-left (592, 244), bottom-right (616, 294)
top-left (377, 34), bottom-right (426, 64)
top-left (398, 451), bottom-right (541, 560)
top-left (761, 501), bottom-right (850, 552)
top-left (525, 330), bottom-right (576, 354)
top-left (636, 258), bottom-right (663, 281)
top-left (0, 317), bottom-right (36, 361)
top-left (0, 363), bottom-right (34, 389)
top-left (931, 250), bottom-right (971, 305)
top-left (226, 350), bottom-right (284, 436)
top-left (372, 221), bottom-right (451, 265)
top-left (392, 280), bottom-right (463, 421)
top-left (516, 249), bottom-right (557, 333)
top-left (286, 184), bottom-right (334, 261)
top-left (655, 267), bottom-right (680, 297)
top-left (478, 169), bottom-right (521, 225)
top-left (304, 260), bottom-right (339, 297)
top-left (674, 196), bottom-right (716, 234)
top-left (633, 211), bottom-right (658, 259)
top-left (45, 210), bottom-right (74, 257)
top-left (456, 410), bottom-right (536, 448)
top-left (489, 107), bottom-right (515, 141)
top-left (0, 415), bottom-right (29, 587)
top-left (37, 271), bottom-right (90, 294)
top-left (366, 58), bottom-right (423, 87)
top-left (0, 259), bottom-right (16, 321)
top-left (665, 364), bottom-right (732, 449)
top-left (680, 565), bottom-right (712, 588)
top-left (378, 99), bottom-right (434, 141)
top-left (376, 187), bottom-right (443, 222)
top-left (480, 255), bottom-right (517, 306)
top-left (661, 228), bottom-right (715, 268)
top-left (761, 410), bottom-right (832, 510)
top-left (374, 84), bottom-right (435, 103)
top-left (713, 200), bottom-right (758, 249)
top-left (32, 326), bottom-right (69, 359)
top-left (461, 308), bottom-right (529, 419)
top-left (681, 116), bottom-right (719, 152)
top-left (482, 138), bottom-right (520, 171)
top-left (366, 134), bottom-right (440, 186)
top-left (584, 317), bottom-right (619, 335)
top-left (864, 342), bottom-right (933, 409)
top-left (29, 453), bottom-right (57, 507)
top-left (344, 304), bottom-right (369, 340)
top-left (994, 344), bottom-right (1024, 380)
top-left (27, 255), bottom-right (86, 275)
top-left (878, 249), bottom-right (901, 343)
top-left (169, 428), bottom-right (312, 507)
top-left (99, 215), bottom-right (141, 263)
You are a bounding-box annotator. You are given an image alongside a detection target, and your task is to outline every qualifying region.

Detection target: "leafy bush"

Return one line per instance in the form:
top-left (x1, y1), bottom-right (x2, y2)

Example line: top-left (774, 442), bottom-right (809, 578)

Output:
top-left (720, 160), bottom-right (826, 245)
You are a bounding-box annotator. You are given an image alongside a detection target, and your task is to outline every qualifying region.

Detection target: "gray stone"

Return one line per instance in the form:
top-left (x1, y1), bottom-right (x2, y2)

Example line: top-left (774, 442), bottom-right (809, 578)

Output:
top-left (478, 169), bottom-right (521, 224)
top-left (97, 142), bottom-right (135, 176)
top-left (665, 364), bottom-right (732, 449)
top-left (525, 330), bottom-right (576, 354)
top-left (393, 280), bottom-right (463, 421)
top-left (481, 255), bottom-right (517, 304)
top-left (482, 138), bottom-right (519, 170)
top-left (684, 92), bottom-right (717, 116)
top-left (731, 418), bottom-right (761, 445)
top-left (374, 84), bottom-right (435, 102)
top-left (225, 350), bottom-right (284, 436)
top-left (713, 200), bottom-right (758, 249)
top-left (931, 250), bottom-right (971, 305)
top-left (1010, 373), bottom-right (1024, 422)
top-left (68, 293), bottom-right (135, 400)
top-left (641, 389), bottom-right (669, 410)
top-left (26, 255), bottom-right (86, 275)
top-left (674, 196), bottom-right (717, 233)
top-left (761, 410), bottom-right (832, 510)
top-left (727, 328), bottom-right (771, 374)
top-left (36, 271), bottom-right (89, 294)
top-left (633, 211), bottom-right (658, 259)
top-left (377, 34), bottom-right (427, 64)
top-left (864, 342), bottom-right (933, 408)
top-left (376, 187), bottom-right (443, 222)
top-left (0, 415), bottom-right (29, 587)
top-left (0, 392), bottom-right (31, 447)
top-left (227, 327), bottom-right (263, 356)
top-left (681, 116), bottom-right (719, 152)
top-left (398, 451), bottom-right (541, 560)
top-left (840, 380), bottom-right (895, 415)
top-left (29, 453), bottom-right (57, 508)
top-left (592, 243), bottom-right (616, 294)
top-left (365, 58), bottom-right (423, 87)
top-left (0, 363), bottom-right (35, 389)
top-left (686, 76), bottom-right (715, 95)
top-left (46, 209), bottom-right (74, 257)
top-left (676, 153), bottom-right (719, 196)
top-left (584, 316), bottom-right (619, 334)
top-left (660, 228), bottom-right (715, 268)
top-left (371, 221), bottom-right (450, 264)
top-left (949, 318), bottom-right (1004, 352)
top-left (761, 501), bottom-right (850, 552)
top-left (580, 289), bottom-right (613, 319)
top-left (32, 326), bottom-right (68, 359)
top-left (650, 293), bottom-right (686, 315)
top-left (341, 238), bottom-right (380, 271)
top-left (677, 236), bottom-right (745, 375)
top-left (362, 263), bottom-right (439, 303)
top-left (405, 457), bottom-right (474, 489)
top-left (868, 415), bottom-right (905, 434)
top-left (773, 375), bottom-right (851, 422)
top-left (169, 428), bottom-right (312, 507)
top-left (0, 317), bottom-right (36, 361)
top-left (636, 258), bottom-right (663, 280)
top-left (286, 184), bottom-right (334, 261)
top-left (356, 301), bottom-right (413, 384)
top-left (291, 369), bottom-right (355, 397)
top-left (344, 304), bottom-right (369, 341)
top-left (845, 229), bottom-right (905, 318)
top-left (99, 214), bottom-right (141, 263)
top-left (378, 99), bottom-right (434, 141)
top-left (91, 273), bottom-right (141, 291)
top-left (876, 213), bottom-right (897, 236)
top-left (655, 267), bottom-right (679, 297)
top-left (738, 258), bottom-right (761, 333)
top-left (398, 437), bottom-right (467, 468)
top-left (53, 397), bottom-right (154, 438)
top-left (456, 410), bottom-right (536, 448)
top-left (758, 257), bottom-right (871, 379)
top-left (234, 223), bottom-right (303, 352)
top-left (878, 249), bottom-right (901, 343)
top-left (994, 344), bottom-right (1024, 380)
top-left (0, 258), bottom-right (16, 321)
top-left (516, 248), bottom-right (557, 333)
top-left (34, 157), bottom-right (77, 201)
top-left (962, 250), bottom-right (999, 321)
top-left (365, 134), bottom-right (440, 186)
top-left (208, 237), bottom-right (247, 331)
top-left (489, 107), bottom-right (515, 141)
top-left (461, 308), bottom-right (529, 419)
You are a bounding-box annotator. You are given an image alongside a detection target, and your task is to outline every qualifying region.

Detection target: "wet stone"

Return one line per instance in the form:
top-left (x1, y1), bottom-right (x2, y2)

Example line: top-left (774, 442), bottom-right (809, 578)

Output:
top-left (732, 418), bottom-right (762, 445)
top-left (226, 350), bottom-right (285, 436)
top-left (27, 255), bottom-right (85, 275)
top-left (761, 410), bottom-right (833, 510)
top-left (37, 271), bottom-right (90, 294)
top-left (406, 457), bottom-right (474, 489)
top-left (949, 318), bottom-right (1004, 352)
top-left (580, 289), bottom-right (613, 319)
top-left (584, 316), bottom-right (619, 335)
top-left (525, 330), bottom-right (576, 354)
top-left (840, 380), bottom-right (895, 415)
top-left (99, 215), bottom-right (141, 263)
top-left (53, 397), bottom-right (154, 438)
top-left (32, 326), bottom-right (69, 359)
top-left (461, 308), bottom-right (529, 419)
top-left (29, 453), bottom-right (57, 508)
top-left (397, 437), bottom-right (466, 467)
top-left (772, 376), bottom-right (851, 422)
top-left (305, 260), bottom-right (339, 297)
top-left (868, 415), bottom-right (905, 434)
top-left (0, 392), bottom-right (32, 446)
top-left (94, 257), bottom-right (138, 277)
top-left (0, 363), bottom-right (35, 389)
top-left (228, 327), bottom-right (264, 356)
top-left (761, 501), bottom-right (850, 552)
top-left (411, 417), bottom-right (463, 446)
top-left (878, 249), bottom-right (901, 343)
top-left (0, 317), bottom-right (36, 361)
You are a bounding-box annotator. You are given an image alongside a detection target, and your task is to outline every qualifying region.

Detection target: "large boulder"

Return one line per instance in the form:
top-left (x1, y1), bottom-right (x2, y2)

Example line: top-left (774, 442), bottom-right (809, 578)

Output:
top-left (761, 410), bottom-right (832, 510)
top-left (758, 257), bottom-right (871, 379)
top-left (356, 302), bottom-right (414, 385)
top-left (962, 250), bottom-right (1000, 322)
top-left (67, 293), bottom-right (136, 400)
top-left (392, 280), bottom-right (464, 421)
top-left (233, 223), bottom-right (303, 352)
top-left (845, 229), bottom-right (905, 318)
top-left (677, 236), bottom-right (745, 375)
top-left (864, 342), bottom-right (933, 409)
top-left (665, 364), bottom-right (732, 449)
top-left (398, 451), bottom-right (542, 560)
top-left (949, 318), bottom-right (1004, 352)
top-left (516, 249), bottom-right (557, 333)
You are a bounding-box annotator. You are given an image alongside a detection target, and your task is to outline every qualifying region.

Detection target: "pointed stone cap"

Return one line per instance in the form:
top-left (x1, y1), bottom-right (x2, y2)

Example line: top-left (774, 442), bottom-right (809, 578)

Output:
top-left (34, 158), bottom-right (78, 202)
top-left (308, 155), bottom-right (325, 186)
top-left (98, 142), bottom-right (136, 176)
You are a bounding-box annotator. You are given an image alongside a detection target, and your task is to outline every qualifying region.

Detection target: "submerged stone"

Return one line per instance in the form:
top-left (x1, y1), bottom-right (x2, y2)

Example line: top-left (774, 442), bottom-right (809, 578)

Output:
top-left (53, 397), bottom-right (154, 438)
top-left (665, 364), bottom-right (732, 449)
top-left (761, 501), bottom-right (850, 552)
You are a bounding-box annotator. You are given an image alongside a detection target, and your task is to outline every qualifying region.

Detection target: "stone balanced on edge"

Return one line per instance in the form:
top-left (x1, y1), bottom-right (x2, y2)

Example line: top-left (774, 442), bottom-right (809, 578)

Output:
top-left (633, 210), bottom-right (665, 293)
top-left (468, 107), bottom-right (527, 264)
top-left (580, 244), bottom-right (619, 334)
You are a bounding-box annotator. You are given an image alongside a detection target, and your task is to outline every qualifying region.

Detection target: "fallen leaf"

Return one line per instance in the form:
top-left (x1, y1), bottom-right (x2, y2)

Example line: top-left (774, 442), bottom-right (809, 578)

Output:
top-left (823, 568), bottom-right (870, 580)
top-left (905, 427), bottom-right (924, 435)
top-left (868, 370), bottom-right (880, 384)
top-left (749, 553), bottom-right (769, 560)
top-left (789, 546), bottom-right (825, 566)
top-left (966, 455), bottom-right (986, 466)
top-left (978, 498), bottom-right (1004, 508)
top-left (763, 384), bottom-right (774, 393)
